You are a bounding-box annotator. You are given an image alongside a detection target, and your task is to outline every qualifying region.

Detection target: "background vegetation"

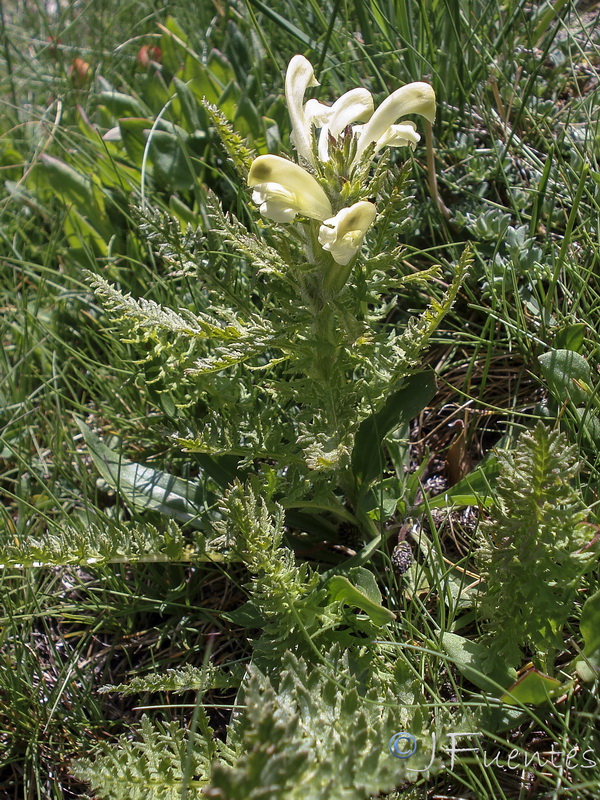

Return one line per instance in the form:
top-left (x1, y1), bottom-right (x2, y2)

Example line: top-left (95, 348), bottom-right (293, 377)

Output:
top-left (1, 0), bottom-right (599, 798)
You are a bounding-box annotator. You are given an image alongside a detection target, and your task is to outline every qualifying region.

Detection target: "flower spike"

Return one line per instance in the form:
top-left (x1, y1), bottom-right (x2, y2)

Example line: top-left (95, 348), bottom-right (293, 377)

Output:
top-left (246, 58), bottom-right (435, 274)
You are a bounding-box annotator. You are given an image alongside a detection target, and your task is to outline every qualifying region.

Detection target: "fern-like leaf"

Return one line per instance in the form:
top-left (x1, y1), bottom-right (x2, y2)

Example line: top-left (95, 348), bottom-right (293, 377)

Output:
top-left (0, 519), bottom-right (197, 569)
top-left (73, 715), bottom-right (214, 800)
top-left (207, 648), bottom-right (443, 800)
top-left (476, 422), bottom-right (595, 669)
top-left (99, 664), bottom-right (241, 695)
top-left (202, 99), bottom-right (256, 178)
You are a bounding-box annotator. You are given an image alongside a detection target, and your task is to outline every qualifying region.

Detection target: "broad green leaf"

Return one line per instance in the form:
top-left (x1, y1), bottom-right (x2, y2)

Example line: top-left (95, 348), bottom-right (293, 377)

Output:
top-left (235, 93), bottom-right (263, 140)
top-left (94, 153), bottom-right (141, 191)
top-left (188, 71), bottom-right (221, 106)
top-left (169, 194), bottom-right (199, 228)
top-left (326, 567), bottom-right (395, 626)
top-left (553, 323), bottom-right (586, 353)
top-left (245, 0), bottom-right (319, 49)
top-left (217, 81), bottom-right (240, 123)
top-left (207, 49), bottom-right (236, 88)
top-left (118, 117), bottom-right (152, 165)
top-left (222, 602), bottom-right (266, 628)
top-left (0, 144), bottom-right (22, 180)
top-left (159, 16), bottom-right (193, 74)
top-left (538, 348), bottom-right (592, 406)
top-left (173, 77), bottom-right (202, 132)
top-left (479, 705), bottom-right (528, 734)
top-left (415, 456), bottom-right (498, 512)
top-left (63, 207), bottom-right (109, 256)
top-left (352, 370), bottom-right (437, 488)
top-left (575, 407), bottom-right (600, 446)
top-left (347, 566), bottom-right (383, 604)
top-left (97, 90), bottom-right (146, 118)
top-left (500, 668), bottom-right (562, 705)
top-left (32, 154), bottom-right (95, 210)
top-left (76, 419), bottom-right (208, 529)
top-left (441, 633), bottom-right (517, 695)
top-left (147, 130), bottom-right (195, 190)
top-left (142, 71), bottom-right (173, 115)
top-left (576, 589), bottom-right (600, 681)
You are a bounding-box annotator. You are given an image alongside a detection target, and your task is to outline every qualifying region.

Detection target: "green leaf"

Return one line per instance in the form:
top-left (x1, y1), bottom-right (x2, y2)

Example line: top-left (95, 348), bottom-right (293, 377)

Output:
top-left (97, 90), bottom-right (146, 118)
top-left (173, 76), bottom-right (202, 132)
top-left (326, 567), bottom-right (395, 626)
top-left (159, 15), bottom-right (192, 74)
top-left (554, 323), bottom-right (586, 353)
top-left (63, 207), bottom-right (109, 254)
top-left (73, 714), bottom-right (213, 799)
top-left (234, 92), bottom-right (263, 140)
top-left (415, 456), bottom-right (498, 512)
top-left (0, 518), bottom-right (194, 569)
top-left (209, 648), bottom-right (438, 799)
top-left (538, 348), bottom-right (592, 406)
top-left (575, 407), bottom-right (600, 446)
top-left (441, 633), bottom-right (517, 696)
top-left (119, 117), bottom-right (152, 165)
top-left (147, 129), bottom-right (195, 191)
top-left (222, 602), bottom-right (266, 628)
top-left (169, 194), bottom-right (199, 228)
top-left (352, 370), bottom-right (437, 488)
top-left (32, 154), bottom-right (95, 210)
top-left (245, 0), bottom-right (319, 49)
top-left (75, 419), bottom-right (208, 529)
top-left (576, 589), bottom-right (600, 681)
top-left (500, 668), bottom-right (563, 706)
top-left (207, 49), bottom-right (236, 88)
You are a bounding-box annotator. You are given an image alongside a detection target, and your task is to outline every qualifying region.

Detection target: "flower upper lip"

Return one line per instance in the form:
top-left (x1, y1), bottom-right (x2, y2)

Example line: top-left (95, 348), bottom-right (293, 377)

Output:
top-left (285, 54), bottom-right (320, 167)
top-left (353, 81), bottom-right (436, 165)
top-left (304, 88), bottom-right (374, 163)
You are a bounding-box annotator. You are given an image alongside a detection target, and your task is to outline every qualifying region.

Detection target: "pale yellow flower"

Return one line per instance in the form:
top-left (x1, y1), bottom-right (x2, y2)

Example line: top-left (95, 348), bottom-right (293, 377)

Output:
top-left (352, 82), bottom-right (435, 165)
top-left (248, 155), bottom-right (332, 223)
top-left (318, 201), bottom-right (377, 265)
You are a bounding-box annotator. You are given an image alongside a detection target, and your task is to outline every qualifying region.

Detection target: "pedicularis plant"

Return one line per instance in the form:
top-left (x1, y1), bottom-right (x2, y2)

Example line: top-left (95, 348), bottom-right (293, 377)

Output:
top-left (5, 43), bottom-right (600, 800)
top-left (90, 54), bottom-right (470, 539)
top-left (68, 55), bottom-right (473, 797)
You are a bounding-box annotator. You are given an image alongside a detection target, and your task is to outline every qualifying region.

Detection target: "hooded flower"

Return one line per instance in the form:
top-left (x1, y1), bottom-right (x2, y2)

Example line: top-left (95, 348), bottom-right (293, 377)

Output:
top-left (305, 88), bottom-right (374, 163)
top-left (248, 155), bottom-right (332, 223)
top-left (286, 55), bottom-right (374, 165)
top-left (318, 201), bottom-right (377, 265)
top-left (285, 54), bottom-right (320, 167)
top-left (283, 54), bottom-right (435, 171)
top-left (352, 82), bottom-right (435, 165)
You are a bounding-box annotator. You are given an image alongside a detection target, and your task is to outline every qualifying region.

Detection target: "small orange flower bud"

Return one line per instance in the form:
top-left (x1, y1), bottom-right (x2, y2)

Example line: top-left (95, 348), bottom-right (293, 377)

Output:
top-left (137, 44), bottom-right (162, 68)
top-left (68, 57), bottom-right (91, 87)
